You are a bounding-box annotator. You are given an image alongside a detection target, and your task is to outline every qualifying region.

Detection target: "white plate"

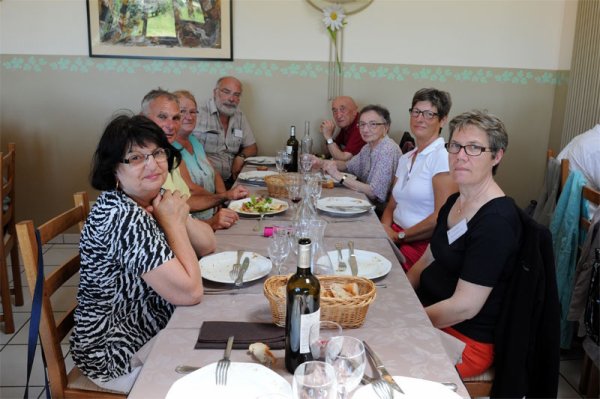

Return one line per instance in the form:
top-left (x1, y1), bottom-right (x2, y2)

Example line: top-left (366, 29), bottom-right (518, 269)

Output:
top-left (317, 197), bottom-right (373, 215)
top-left (245, 156), bottom-right (276, 165)
top-left (353, 376), bottom-right (461, 399)
top-left (228, 197), bottom-right (289, 216)
top-left (238, 170), bottom-right (278, 184)
top-left (200, 251), bottom-right (272, 284)
top-left (324, 249), bottom-right (392, 279)
top-left (166, 362), bottom-right (292, 399)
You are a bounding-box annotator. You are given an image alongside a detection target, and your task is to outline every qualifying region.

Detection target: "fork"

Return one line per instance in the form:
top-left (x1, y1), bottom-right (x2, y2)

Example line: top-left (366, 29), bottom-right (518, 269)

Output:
top-left (215, 335), bottom-right (234, 386)
top-left (229, 250), bottom-right (243, 280)
top-left (335, 243), bottom-right (347, 272)
top-left (372, 379), bottom-right (394, 399)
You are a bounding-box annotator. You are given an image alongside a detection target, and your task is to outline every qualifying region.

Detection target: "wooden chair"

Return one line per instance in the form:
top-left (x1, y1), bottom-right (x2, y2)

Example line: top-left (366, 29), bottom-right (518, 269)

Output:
top-left (463, 368), bottom-right (494, 397)
top-left (0, 142), bottom-right (23, 333)
top-left (16, 191), bottom-right (125, 399)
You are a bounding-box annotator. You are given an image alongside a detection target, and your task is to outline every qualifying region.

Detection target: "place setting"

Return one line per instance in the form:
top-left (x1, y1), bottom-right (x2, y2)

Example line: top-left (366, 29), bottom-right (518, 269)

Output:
top-left (317, 196), bottom-right (375, 217)
top-left (200, 250), bottom-right (272, 289)
top-left (324, 241), bottom-right (392, 280)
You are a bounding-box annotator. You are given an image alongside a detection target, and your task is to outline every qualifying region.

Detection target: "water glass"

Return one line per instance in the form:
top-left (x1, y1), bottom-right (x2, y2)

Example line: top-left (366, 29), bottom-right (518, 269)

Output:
top-left (309, 321), bottom-right (343, 361)
top-left (325, 336), bottom-right (366, 399)
top-left (293, 361), bottom-right (337, 399)
top-left (307, 174), bottom-right (322, 207)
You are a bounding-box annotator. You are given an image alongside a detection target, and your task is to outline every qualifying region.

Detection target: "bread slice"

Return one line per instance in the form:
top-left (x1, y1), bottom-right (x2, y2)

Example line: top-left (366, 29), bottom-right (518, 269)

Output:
top-left (329, 282), bottom-right (359, 299)
top-left (248, 342), bottom-right (276, 367)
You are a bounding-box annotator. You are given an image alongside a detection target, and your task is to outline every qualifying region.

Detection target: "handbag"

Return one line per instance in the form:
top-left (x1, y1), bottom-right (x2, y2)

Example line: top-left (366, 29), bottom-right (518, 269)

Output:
top-left (584, 248), bottom-right (600, 345)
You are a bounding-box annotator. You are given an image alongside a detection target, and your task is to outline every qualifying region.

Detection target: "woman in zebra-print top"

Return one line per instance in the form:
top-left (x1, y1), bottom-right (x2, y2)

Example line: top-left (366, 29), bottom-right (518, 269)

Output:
top-left (70, 114), bottom-right (216, 393)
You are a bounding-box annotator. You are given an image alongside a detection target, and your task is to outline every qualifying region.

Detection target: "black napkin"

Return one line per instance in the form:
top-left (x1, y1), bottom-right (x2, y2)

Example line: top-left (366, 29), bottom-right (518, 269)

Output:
top-left (195, 321), bottom-right (286, 350)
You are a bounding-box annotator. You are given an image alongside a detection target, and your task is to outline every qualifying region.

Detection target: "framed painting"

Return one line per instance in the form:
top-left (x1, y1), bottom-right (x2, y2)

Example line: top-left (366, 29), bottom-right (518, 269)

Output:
top-left (86, 0), bottom-right (232, 61)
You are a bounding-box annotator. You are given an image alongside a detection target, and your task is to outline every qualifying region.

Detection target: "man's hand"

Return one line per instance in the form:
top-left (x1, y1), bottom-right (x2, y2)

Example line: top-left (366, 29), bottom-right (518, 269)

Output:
top-left (226, 184), bottom-right (249, 200)
top-left (209, 208), bottom-right (240, 230)
top-left (320, 120), bottom-right (336, 139)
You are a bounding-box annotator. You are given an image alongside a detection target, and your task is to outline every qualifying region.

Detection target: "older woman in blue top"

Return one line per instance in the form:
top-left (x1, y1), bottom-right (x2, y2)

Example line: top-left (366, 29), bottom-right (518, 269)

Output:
top-left (314, 105), bottom-right (401, 213)
top-left (173, 90), bottom-right (249, 230)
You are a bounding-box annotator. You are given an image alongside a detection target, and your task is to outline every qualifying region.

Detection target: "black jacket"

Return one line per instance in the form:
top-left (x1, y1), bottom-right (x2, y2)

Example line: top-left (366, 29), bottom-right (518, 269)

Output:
top-left (491, 206), bottom-right (560, 398)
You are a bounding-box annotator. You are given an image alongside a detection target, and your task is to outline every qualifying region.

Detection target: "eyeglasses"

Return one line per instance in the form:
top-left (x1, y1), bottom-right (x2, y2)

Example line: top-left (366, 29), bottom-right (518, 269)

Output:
top-left (180, 109), bottom-right (198, 116)
top-left (357, 121), bottom-right (387, 130)
top-left (445, 142), bottom-right (492, 156)
top-left (409, 108), bottom-right (439, 120)
top-left (121, 148), bottom-right (170, 166)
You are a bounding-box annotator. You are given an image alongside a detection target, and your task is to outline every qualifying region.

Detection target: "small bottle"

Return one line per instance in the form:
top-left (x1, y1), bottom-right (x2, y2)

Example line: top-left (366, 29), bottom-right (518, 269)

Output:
top-left (301, 121), bottom-right (313, 155)
top-left (285, 238), bottom-right (321, 373)
top-left (285, 126), bottom-right (299, 172)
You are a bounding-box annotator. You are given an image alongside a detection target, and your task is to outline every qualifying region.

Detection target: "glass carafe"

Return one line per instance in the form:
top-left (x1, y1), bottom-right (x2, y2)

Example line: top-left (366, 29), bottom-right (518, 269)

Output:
top-left (308, 219), bottom-right (334, 275)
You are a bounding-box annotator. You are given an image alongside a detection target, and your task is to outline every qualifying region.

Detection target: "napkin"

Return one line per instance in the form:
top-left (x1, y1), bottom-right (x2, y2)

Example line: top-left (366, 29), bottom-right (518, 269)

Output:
top-left (195, 321), bottom-right (286, 350)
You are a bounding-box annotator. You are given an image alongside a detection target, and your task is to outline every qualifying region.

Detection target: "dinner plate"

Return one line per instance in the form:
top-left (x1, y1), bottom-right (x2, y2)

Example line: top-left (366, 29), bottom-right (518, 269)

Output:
top-left (238, 170), bottom-right (278, 186)
top-left (353, 376), bottom-right (461, 399)
top-left (324, 249), bottom-right (392, 279)
top-left (200, 251), bottom-right (272, 284)
top-left (166, 362), bottom-right (292, 399)
top-left (317, 197), bottom-right (373, 216)
top-left (245, 156), bottom-right (276, 165)
top-left (228, 197), bottom-right (289, 216)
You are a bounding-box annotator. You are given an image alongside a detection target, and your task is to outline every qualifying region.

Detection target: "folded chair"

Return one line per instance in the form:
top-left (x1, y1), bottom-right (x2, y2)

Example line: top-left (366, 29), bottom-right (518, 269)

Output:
top-left (0, 142), bottom-right (23, 333)
top-left (16, 191), bottom-right (125, 399)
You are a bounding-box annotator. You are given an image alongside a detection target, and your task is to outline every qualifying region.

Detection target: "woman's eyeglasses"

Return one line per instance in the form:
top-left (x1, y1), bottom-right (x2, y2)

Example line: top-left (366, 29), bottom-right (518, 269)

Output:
top-left (180, 109), bottom-right (199, 116)
top-left (357, 121), bottom-right (387, 130)
top-left (445, 142), bottom-right (491, 156)
top-left (409, 108), bottom-right (439, 120)
top-left (121, 148), bottom-right (170, 166)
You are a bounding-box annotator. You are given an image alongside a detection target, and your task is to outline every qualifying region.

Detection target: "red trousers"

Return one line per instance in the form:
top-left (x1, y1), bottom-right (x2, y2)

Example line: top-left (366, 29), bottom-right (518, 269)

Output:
top-left (443, 327), bottom-right (494, 378)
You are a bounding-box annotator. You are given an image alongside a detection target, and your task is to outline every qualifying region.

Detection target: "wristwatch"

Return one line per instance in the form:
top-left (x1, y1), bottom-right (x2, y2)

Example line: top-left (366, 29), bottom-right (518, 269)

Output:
top-left (237, 153), bottom-right (247, 159)
top-left (339, 174), bottom-right (347, 184)
top-left (326, 138), bottom-right (334, 145)
top-left (397, 231), bottom-right (406, 241)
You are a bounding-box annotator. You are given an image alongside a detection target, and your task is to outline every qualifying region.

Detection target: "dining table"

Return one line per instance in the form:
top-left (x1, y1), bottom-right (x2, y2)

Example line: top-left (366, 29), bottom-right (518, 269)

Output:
top-left (128, 164), bottom-right (469, 398)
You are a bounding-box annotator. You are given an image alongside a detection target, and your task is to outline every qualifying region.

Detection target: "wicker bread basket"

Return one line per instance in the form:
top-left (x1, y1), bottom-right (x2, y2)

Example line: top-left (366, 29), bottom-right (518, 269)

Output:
top-left (263, 275), bottom-right (376, 328)
top-left (264, 173), bottom-right (302, 199)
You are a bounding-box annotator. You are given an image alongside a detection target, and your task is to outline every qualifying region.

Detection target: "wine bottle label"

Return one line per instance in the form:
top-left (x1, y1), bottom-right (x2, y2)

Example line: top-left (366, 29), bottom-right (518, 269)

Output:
top-left (299, 309), bottom-right (320, 353)
top-left (286, 145), bottom-right (293, 154)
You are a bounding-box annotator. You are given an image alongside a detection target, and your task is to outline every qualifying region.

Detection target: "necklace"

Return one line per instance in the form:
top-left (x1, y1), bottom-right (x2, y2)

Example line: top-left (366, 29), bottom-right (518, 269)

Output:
top-left (456, 197), bottom-right (463, 214)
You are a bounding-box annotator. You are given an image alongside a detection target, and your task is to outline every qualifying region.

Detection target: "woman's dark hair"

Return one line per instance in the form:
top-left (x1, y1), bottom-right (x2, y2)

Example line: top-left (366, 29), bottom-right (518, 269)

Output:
top-left (411, 88), bottom-right (452, 119)
top-left (90, 114), bottom-right (181, 190)
top-left (359, 104), bottom-right (391, 126)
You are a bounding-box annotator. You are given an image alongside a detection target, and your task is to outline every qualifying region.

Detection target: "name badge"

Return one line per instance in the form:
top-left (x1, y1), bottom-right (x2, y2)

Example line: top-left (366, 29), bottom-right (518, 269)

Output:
top-left (234, 128), bottom-right (243, 138)
top-left (447, 218), bottom-right (468, 244)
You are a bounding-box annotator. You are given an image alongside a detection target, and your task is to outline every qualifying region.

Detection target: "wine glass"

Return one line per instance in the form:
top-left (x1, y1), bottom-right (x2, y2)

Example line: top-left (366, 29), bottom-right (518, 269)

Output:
top-left (293, 361), bottom-right (337, 399)
top-left (309, 321), bottom-right (342, 361)
top-left (268, 228), bottom-right (291, 275)
top-left (300, 153), bottom-right (313, 175)
top-left (287, 175), bottom-right (303, 213)
top-left (325, 336), bottom-right (366, 399)
top-left (307, 174), bottom-right (322, 208)
top-left (276, 150), bottom-right (287, 174)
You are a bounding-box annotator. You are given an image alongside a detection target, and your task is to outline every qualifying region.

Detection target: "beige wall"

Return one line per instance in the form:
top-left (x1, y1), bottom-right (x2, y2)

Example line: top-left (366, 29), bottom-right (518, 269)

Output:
top-left (0, 0), bottom-right (577, 224)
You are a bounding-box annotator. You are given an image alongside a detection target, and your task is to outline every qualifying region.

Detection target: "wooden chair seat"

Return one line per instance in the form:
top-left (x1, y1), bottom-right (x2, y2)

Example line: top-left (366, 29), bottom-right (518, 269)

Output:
top-left (462, 367), bottom-right (494, 398)
top-left (16, 192), bottom-right (126, 399)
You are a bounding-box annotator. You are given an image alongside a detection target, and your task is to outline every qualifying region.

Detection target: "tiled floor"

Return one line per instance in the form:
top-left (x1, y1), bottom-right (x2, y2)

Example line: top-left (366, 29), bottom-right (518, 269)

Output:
top-left (0, 234), bottom-right (589, 398)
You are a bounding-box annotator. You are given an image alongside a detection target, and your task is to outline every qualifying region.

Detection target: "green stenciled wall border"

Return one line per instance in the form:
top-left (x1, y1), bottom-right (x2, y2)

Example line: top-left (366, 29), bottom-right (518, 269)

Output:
top-left (1, 55), bottom-right (569, 86)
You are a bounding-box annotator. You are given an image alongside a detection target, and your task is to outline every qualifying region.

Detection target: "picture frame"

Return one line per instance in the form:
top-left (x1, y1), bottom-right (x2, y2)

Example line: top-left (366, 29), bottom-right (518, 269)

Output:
top-left (86, 0), bottom-right (232, 61)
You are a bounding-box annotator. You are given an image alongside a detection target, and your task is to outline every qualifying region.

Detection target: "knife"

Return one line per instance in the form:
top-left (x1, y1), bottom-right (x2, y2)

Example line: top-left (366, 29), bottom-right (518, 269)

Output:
top-left (348, 241), bottom-right (358, 276)
top-left (327, 205), bottom-right (374, 212)
top-left (363, 340), bottom-right (404, 394)
top-left (235, 257), bottom-right (250, 287)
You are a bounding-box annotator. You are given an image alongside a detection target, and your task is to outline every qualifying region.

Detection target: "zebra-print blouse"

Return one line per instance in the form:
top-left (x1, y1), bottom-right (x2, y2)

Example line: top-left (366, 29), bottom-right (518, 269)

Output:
top-left (70, 190), bottom-right (175, 381)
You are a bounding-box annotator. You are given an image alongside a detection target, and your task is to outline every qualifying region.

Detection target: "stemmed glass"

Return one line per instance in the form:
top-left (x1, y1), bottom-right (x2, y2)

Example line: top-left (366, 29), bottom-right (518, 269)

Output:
top-left (307, 174), bottom-right (323, 208)
top-left (300, 153), bottom-right (314, 176)
top-left (293, 361), bottom-right (338, 399)
top-left (276, 150), bottom-right (287, 174)
top-left (287, 174), bottom-right (303, 214)
top-left (268, 227), bottom-right (291, 275)
top-left (309, 321), bottom-right (343, 361)
top-left (325, 336), bottom-right (366, 399)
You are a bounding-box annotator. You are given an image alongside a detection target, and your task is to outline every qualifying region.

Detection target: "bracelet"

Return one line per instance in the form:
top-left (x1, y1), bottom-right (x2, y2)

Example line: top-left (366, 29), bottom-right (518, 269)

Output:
top-left (326, 138), bottom-right (334, 145)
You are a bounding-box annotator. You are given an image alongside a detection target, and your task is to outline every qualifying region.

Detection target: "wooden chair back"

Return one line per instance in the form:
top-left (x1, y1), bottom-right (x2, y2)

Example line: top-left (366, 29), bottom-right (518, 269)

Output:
top-left (16, 192), bottom-right (125, 399)
top-left (0, 142), bottom-right (23, 333)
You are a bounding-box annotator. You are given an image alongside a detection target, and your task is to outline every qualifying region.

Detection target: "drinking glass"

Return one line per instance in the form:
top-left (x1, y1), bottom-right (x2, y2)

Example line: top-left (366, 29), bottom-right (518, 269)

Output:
top-left (309, 321), bottom-right (342, 361)
top-left (287, 175), bottom-right (303, 213)
top-left (307, 174), bottom-right (322, 208)
top-left (276, 150), bottom-right (287, 174)
top-left (293, 361), bottom-right (337, 399)
top-left (300, 153), bottom-right (313, 175)
top-left (268, 227), bottom-right (291, 275)
top-left (325, 336), bottom-right (366, 399)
